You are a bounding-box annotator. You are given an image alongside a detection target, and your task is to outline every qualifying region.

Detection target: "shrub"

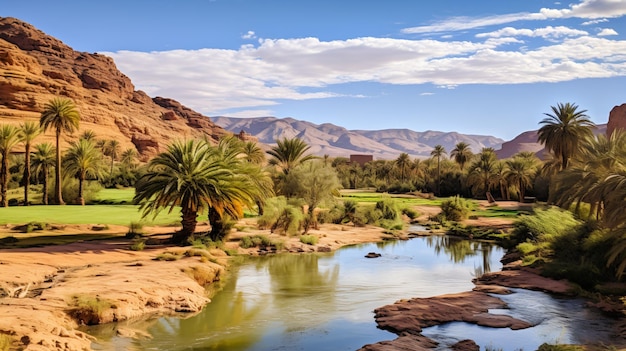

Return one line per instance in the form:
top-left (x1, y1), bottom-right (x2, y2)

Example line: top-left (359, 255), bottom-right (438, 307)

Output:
top-left (375, 198), bottom-right (399, 221)
top-left (129, 240), bottom-right (145, 251)
top-left (300, 235), bottom-right (319, 245)
top-left (154, 252), bottom-right (180, 261)
top-left (439, 195), bottom-right (473, 221)
top-left (182, 265), bottom-right (220, 286)
top-left (49, 178), bottom-right (102, 205)
top-left (68, 294), bottom-right (113, 325)
top-left (257, 196), bottom-right (304, 235)
top-left (510, 207), bottom-right (581, 244)
top-left (401, 207), bottom-right (420, 220)
top-left (126, 222), bottom-right (144, 238)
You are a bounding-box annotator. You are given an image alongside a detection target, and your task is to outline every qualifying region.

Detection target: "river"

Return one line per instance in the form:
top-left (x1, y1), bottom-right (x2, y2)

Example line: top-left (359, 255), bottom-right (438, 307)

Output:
top-left (87, 233), bottom-right (619, 351)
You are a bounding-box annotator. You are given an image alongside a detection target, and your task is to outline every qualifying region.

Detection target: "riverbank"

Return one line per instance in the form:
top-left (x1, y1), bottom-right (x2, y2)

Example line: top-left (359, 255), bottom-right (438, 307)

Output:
top-left (0, 220), bottom-right (396, 351)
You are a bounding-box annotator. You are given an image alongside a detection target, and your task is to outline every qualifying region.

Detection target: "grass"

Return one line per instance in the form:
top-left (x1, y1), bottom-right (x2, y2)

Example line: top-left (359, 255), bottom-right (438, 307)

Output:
top-left (0, 233), bottom-right (122, 248)
top-left (472, 206), bottom-right (524, 218)
top-left (339, 191), bottom-right (445, 206)
top-left (68, 294), bottom-right (113, 325)
top-left (0, 204), bottom-right (181, 226)
top-left (300, 235), bottom-right (319, 245)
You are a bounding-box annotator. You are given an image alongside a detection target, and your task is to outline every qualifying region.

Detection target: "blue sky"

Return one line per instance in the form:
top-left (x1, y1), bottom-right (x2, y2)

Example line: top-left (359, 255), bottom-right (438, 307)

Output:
top-left (3, 0), bottom-right (626, 140)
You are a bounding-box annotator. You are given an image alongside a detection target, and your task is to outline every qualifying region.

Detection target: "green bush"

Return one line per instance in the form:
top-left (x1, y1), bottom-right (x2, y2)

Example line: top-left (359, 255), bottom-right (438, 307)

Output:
top-left (240, 235), bottom-right (280, 249)
top-left (49, 178), bottom-right (102, 205)
top-left (375, 198), bottom-right (399, 220)
top-left (126, 222), bottom-right (144, 238)
top-left (300, 235), bottom-right (318, 245)
top-left (257, 196), bottom-right (304, 235)
top-left (401, 207), bottom-right (420, 220)
top-left (129, 240), bottom-right (145, 251)
top-left (439, 195), bottom-right (473, 221)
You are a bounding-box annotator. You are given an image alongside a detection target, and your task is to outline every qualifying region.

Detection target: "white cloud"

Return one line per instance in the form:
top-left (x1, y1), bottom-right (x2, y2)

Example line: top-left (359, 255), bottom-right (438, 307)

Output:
top-left (582, 18), bottom-right (609, 25)
top-left (598, 28), bottom-right (619, 36)
top-left (105, 34), bottom-right (626, 116)
top-left (242, 30), bottom-right (256, 39)
top-left (477, 26), bottom-right (588, 39)
top-left (420, 92), bottom-right (435, 96)
top-left (402, 0), bottom-right (626, 34)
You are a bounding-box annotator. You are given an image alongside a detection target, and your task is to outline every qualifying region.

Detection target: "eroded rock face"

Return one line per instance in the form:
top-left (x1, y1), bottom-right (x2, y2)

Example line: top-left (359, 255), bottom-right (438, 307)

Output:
top-left (607, 104), bottom-right (626, 137)
top-left (0, 17), bottom-right (228, 158)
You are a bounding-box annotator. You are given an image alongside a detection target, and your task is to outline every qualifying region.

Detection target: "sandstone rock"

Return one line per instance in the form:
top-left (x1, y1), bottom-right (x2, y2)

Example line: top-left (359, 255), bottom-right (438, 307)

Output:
top-left (607, 103), bottom-right (626, 137)
top-left (0, 17), bottom-right (229, 159)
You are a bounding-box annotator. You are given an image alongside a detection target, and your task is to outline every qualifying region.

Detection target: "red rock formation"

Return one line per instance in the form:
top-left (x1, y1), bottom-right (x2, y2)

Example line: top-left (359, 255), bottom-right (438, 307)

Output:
top-left (607, 103), bottom-right (626, 137)
top-left (0, 17), bottom-right (228, 159)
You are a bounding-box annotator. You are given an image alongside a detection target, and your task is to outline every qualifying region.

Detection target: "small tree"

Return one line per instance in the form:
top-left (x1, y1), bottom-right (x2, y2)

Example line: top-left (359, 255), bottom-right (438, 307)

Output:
top-left (19, 122), bottom-right (42, 205)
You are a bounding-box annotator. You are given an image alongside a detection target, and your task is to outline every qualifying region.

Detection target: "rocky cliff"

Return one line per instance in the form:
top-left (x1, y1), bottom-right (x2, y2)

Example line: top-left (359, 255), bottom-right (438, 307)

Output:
top-left (0, 17), bottom-right (227, 160)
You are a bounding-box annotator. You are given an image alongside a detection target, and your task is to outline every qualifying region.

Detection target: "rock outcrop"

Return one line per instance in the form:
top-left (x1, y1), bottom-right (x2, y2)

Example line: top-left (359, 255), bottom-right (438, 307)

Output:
top-left (607, 104), bottom-right (626, 137)
top-left (0, 17), bottom-right (227, 160)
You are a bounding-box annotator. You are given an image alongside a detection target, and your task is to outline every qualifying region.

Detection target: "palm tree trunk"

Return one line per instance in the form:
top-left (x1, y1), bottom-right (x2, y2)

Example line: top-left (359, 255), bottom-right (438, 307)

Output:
top-left (519, 179), bottom-right (525, 202)
top-left (78, 174), bottom-right (85, 206)
top-left (1, 151), bottom-right (8, 207)
top-left (42, 165), bottom-right (49, 205)
top-left (23, 143), bottom-right (31, 206)
top-left (55, 129), bottom-right (65, 205)
top-left (208, 207), bottom-right (225, 241)
top-left (173, 207), bottom-right (197, 244)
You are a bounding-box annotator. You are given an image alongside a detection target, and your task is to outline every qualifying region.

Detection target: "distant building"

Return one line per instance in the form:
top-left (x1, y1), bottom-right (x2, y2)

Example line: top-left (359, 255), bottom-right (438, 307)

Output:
top-left (350, 154), bottom-right (373, 166)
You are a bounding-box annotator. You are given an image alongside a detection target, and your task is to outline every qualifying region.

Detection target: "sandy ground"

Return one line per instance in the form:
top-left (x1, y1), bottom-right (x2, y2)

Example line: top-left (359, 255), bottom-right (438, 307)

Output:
top-left (0, 201), bottom-right (521, 351)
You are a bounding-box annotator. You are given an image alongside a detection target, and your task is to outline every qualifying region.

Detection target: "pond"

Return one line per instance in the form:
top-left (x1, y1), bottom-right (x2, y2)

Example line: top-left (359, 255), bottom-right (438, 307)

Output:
top-left (87, 232), bottom-right (618, 351)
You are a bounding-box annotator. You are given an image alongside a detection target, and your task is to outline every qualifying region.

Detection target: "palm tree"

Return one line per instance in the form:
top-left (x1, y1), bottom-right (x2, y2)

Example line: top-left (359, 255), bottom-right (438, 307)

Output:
top-left (134, 139), bottom-right (269, 243)
top-left (39, 97), bottom-right (80, 205)
top-left (0, 125), bottom-right (21, 207)
top-left (31, 143), bottom-right (55, 205)
top-left (395, 152), bottom-right (411, 183)
top-left (19, 122), bottom-right (41, 205)
top-left (120, 148), bottom-right (138, 169)
top-left (64, 138), bottom-right (102, 205)
top-left (430, 145), bottom-right (447, 195)
top-left (468, 148), bottom-right (498, 199)
top-left (537, 102), bottom-right (595, 171)
top-left (505, 157), bottom-right (536, 202)
top-left (450, 142), bottom-right (473, 171)
top-left (241, 141), bottom-right (266, 164)
top-left (79, 130), bottom-right (97, 141)
top-left (102, 139), bottom-right (121, 177)
top-left (267, 137), bottom-right (315, 175)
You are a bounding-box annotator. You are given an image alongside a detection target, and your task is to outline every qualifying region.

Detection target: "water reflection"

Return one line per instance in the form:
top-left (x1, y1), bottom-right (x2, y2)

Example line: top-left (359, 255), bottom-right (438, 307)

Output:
top-left (86, 237), bottom-right (514, 350)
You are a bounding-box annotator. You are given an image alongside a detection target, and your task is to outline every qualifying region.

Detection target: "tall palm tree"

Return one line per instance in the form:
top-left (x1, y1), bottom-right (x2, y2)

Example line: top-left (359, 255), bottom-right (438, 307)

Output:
top-left (103, 139), bottom-right (121, 177)
top-left (0, 125), bottom-right (21, 207)
top-left (450, 142), bottom-right (473, 171)
top-left (19, 122), bottom-right (41, 205)
top-left (395, 152), bottom-right (411, 183)
top-left (64, 138), bottom-right (102, 205)
top-left (505, 156), bottom-right (536, 202)
top-left (31, 143), bottom-right (55, 205)
top-left (39, 98), bottom-right (80, 205)
top-left (537, 102), bottom-right (595, 171)
top-left (468, 148), bottom-right (498, 199)
top-left (430, 145), bottom-right (447, 195)
top-left (267, 137), bottom-right (315, 175)
top-left (120, 148), bottom-right (138, 169)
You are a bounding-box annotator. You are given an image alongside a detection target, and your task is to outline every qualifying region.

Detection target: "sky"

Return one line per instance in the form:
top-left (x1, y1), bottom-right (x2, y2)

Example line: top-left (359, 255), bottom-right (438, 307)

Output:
top-left (3, 0), bottom-right (626, 140)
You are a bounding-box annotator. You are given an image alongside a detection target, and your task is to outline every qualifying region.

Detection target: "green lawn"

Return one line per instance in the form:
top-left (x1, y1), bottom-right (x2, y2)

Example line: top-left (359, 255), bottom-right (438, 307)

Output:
top-left (0, 204), bottom-right (182, 226)
top-left (339, 191), bottom-right (445, 206)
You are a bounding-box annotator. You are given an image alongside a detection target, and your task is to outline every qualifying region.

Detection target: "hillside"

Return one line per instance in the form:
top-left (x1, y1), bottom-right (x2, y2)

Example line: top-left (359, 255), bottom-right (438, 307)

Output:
top-left (0, 17), bottom-right (227, 160)
top-left (212, 116), bottom-right (504, 159)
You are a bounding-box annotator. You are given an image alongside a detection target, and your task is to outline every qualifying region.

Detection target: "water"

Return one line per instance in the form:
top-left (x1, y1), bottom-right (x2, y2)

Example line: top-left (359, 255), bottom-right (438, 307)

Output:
top-left (86, 232), bottom-right (619, 350)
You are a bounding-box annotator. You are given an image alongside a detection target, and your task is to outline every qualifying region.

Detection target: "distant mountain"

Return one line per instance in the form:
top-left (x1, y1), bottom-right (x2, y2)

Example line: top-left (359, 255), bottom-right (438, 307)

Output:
top-left (212, 116), bottom-right (504, 160)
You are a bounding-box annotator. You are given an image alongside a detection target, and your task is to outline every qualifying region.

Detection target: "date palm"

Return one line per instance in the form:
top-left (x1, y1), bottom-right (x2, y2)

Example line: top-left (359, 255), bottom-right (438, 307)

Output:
top-left (267, 137), bottom-right (315, 175)
top-left (0, 125), bottom-right (21, 207)
top-left (19, 122), bottom-right (41, 205)
top-left (103, 139), bottom-right (121, 176)
top-left (395, 152), bottom-right (411, 183)
top-left (468, 148), bottom-right (498, 198)
top-left (31, 143), bottom-right (55, 205)
top-left (40, 98), bottom-right (80, 205)
top-left (505, 156), bottom-right (536, 202)
top-left (242, 141), bottom-right (266, 164)
top-left (430, 145), bottom-right (447, 195)
top-left (537, 102), bottom-right (595, 171)
top-left (64, 138), bottom-right (102, 205)
top-left (450, 142), bottom-right (473, 171)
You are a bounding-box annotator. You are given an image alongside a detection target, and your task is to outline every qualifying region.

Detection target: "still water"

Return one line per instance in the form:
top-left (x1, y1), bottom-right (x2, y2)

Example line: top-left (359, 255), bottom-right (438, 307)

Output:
top-left (88, 233), bottom-right (618, 351)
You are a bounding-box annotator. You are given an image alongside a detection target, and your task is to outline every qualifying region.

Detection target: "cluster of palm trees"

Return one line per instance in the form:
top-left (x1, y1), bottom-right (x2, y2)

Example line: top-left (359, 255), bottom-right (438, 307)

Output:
top-left (0, 98), bottom-right (138, 207)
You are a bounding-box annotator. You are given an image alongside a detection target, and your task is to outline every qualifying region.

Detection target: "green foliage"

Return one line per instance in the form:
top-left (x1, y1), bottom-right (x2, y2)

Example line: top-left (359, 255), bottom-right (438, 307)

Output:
top-left (375, 198), bottom-right (399, 221)
top-left (129, 240), bottom-right (145, 251)
top-left (48, 178), bottom-right (102, 205)
top-left (69, 294), bottom-right (113, 325)
top-left (154, 252), bottom-right (181, 261)
top-left (537, 343), bottom-right (585, 351)
top-left (511, 207), bottom-right (581, 244)
top-left (126, 221), bottom-right (144, 238)
top-left (439, 195), bottom-right (473, 221)
top-left (240, 235), bottom-right (281, 249)
top-left (300, 235), bottom-right (319, 245)
top-left (401, 207), bottom-right (420, 220)
top-left (257, 196), bottom-right (304, 235)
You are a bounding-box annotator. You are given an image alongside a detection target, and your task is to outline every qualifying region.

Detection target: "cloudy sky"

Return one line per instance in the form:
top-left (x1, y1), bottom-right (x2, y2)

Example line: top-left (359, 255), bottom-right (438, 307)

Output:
top-left (4, 0), bottom-right (626, 140)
